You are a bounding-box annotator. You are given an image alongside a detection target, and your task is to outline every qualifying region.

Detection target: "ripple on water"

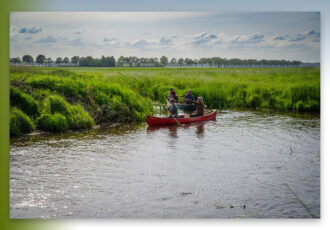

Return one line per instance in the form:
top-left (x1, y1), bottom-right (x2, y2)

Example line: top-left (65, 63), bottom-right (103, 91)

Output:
top-left (10, 110), bottom-right (320, 218)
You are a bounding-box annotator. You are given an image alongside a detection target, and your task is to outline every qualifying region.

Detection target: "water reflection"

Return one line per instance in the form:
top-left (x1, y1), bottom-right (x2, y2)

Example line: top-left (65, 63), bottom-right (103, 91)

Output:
top-left (147, 121), bottom-right (208, 139)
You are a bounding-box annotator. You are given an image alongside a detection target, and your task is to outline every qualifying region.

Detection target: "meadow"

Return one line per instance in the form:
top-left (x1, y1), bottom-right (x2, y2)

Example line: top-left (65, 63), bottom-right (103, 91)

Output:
top-left (9, 67), bottom-right (320, 136)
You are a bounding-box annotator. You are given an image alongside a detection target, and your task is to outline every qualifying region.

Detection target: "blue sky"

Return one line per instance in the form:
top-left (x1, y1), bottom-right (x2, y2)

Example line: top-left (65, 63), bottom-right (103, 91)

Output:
top-left (10, 12), bottom-right (320, 62)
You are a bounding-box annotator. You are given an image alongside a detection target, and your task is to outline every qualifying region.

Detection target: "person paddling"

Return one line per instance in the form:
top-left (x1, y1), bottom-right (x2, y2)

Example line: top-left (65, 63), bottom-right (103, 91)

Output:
top-left (167, 98), bottom-right (178, 118)
top-left (183, 90), bottom-right (195, 104)
top-left (189, 97), bottom-right (207, 117)
top-left (167, 88), bottom-right (178, 102)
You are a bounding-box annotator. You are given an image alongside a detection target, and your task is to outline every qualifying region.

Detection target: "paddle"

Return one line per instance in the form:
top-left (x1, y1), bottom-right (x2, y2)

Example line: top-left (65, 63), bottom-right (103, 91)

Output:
top-left (163, 105), bottom-right (182, 126)
top-left (182, 98), bottom-right (197, 104)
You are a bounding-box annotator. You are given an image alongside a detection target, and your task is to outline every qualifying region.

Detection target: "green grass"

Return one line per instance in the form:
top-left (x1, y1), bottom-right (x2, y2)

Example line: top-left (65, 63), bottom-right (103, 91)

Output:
top-left (10, 66), bottom-right (320, 135)
top-left (10, 107), bottom-right (35, 137)
top-left (62, 67), bottom-right (319, 112)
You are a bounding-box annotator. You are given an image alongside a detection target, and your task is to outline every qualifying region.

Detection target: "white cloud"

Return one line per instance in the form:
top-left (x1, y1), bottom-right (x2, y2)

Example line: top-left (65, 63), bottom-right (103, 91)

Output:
top-left (73, 28), bottom-right (87, 35)
top-left (231, 33), bottom-right (264, 44)
top-left (38, 35), bottom-right (57, 43)
top-left (9, 12), bottom-right (320, 62)
top-left (191, 32), bottom-right (218, 45)
top-left (19, 27), bottom-right (42, 34)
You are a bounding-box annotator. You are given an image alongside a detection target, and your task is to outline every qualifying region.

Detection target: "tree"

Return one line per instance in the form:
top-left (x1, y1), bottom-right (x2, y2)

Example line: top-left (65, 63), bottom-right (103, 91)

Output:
top-left (10, 57), bottom-right (21, 64)
top-left (160, 56), bottom-right (168, 66)
top-left (46, 57), bottom-right (53, 65)
top-left (109, 56), bottom-right (116, 67)
top-left (63, 57), bottom-right (70, 64)
top-left (22, 55), bottom-right (33, 64)
top-left (185, 58), bottom-right (194, 65)
top-left (117, 56), bottom-right (125, 67)
top-left (71, 56), bottom-right (80, 65)
top-left (178, 58), bottom-right (184, 66)
top-left (36, 54), bottom-right (46, 65)
top-left (55, 57), bottom-right (62, 64)
top-left (170, 58), bottom-right (177, 65)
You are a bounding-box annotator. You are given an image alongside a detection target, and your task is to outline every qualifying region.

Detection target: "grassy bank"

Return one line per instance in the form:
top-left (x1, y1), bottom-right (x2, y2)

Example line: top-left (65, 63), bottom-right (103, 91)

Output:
top-left (10, 67), bottom-right (320, 136)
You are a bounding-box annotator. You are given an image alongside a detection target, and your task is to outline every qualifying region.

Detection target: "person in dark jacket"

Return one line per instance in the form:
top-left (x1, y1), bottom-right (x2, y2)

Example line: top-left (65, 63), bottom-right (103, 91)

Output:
top-left (183, 90), bottom-right (195, 104)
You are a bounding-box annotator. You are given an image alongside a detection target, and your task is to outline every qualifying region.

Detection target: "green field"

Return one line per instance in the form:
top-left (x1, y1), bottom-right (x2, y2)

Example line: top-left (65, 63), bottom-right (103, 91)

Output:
top-left (9, 67), bottom-right (320, 136)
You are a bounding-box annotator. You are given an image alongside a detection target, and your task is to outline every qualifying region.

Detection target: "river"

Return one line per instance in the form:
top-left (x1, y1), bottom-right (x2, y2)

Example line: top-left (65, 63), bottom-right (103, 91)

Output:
top-left (10, 110), bottom-right (320, 218)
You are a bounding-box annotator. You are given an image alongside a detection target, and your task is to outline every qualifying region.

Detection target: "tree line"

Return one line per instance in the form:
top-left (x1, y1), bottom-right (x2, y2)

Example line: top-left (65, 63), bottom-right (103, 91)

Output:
top-left (10, 54), bottom-right (303, 67)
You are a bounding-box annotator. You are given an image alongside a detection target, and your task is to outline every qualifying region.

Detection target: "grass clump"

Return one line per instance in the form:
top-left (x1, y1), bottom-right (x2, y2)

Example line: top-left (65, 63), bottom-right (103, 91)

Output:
top-left (10, 107), bottom-right (35, 137)
top-left (38, 113), bottom-right (69, 132)
top-left (38, 95), bottom-right (93, 132)
top-left (10, 87), bottom-right (39, 118)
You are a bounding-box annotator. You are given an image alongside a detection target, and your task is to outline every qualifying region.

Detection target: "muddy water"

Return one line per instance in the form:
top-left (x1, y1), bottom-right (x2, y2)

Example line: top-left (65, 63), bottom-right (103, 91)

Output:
top-left (10, 110), bottom-right (320, 218)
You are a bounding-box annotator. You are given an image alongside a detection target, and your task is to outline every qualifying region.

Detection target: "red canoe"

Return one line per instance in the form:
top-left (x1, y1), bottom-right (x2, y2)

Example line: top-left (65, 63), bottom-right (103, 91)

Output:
top-left (147, 110), bottom-right (217, 127)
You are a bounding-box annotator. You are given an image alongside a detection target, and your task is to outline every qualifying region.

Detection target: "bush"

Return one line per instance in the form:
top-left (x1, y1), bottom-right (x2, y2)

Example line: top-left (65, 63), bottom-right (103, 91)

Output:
top-left (70, 105), bottom-right (94, 129)
top-left (10, 87), bottom-right (39, 117)
top-left (10, 108), bottom-right (35, 136)
top-left (39, 95), bottom-right (94, 131)
top-left (247, 94), bottom-right (262, 109)
top-left (38, 112), bottom-right (69, 132)
top-left (42, 95), bottom-right (71, 115)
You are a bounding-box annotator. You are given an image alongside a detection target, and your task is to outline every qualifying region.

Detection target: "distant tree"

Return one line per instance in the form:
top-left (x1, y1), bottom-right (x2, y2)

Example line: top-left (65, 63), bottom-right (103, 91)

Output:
top-left (292, 61), bottom-right (302, 66)
top-left (79, 56), bottom-right (98, 67)
top-left (46, 57), bottom-right (53, 65)
top-left (170, 58), bottom-right (177, 65)
top-left (100, 55), bottom-right (116, 67)
top-left (78, 57), bottom-right (86, 66)
top-left (36, 54), bottom-right (46, 65)
top-left (63, 57), bottom-right (70, 64)
top-left (185, 58), bottom-right (194, 65)
top-left (178, 58), bottom-right (184, 66)
top-left (71, 56), bottom-right (80, 65)
top-left (56, 57), bottom-right (63, 64)
top-left (10, 57), bottom-right (21, 64)
top-left (117, 56), bottom-right (124, 67)
top-left (22, 55), bottom-right (34, 64)
top-left (160, 56), bottom-right (168, 66)
top-left (109, 56), bottom-right (116, 67)
top-left (100, 55), bottom-right (106, 67)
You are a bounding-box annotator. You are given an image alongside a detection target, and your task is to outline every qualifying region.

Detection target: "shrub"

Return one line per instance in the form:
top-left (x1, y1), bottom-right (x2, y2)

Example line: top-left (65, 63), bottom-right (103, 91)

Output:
top-left (42, 95), bottom-right (71, 115)
top-left (10, 108), bottom-right (35, 137)
top-left (10, 87), bottom-right (39, 117)
top-left (247, 94), bottom-right (262, 109)
top-left (70, 105), bottom-right (94, 129)
top-left (39, 95), bottom-right (93, 131)
top-left (38, 112), bottom-right (69, 132)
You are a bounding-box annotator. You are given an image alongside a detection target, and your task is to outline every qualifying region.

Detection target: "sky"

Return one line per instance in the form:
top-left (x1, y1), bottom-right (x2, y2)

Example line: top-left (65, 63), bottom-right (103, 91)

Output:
top-left (10, 11), bottom-right (320, 62)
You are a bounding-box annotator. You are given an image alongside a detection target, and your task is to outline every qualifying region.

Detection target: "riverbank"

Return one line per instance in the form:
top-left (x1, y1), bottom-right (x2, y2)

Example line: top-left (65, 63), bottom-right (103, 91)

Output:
top-left (9, 67), bottom-right (320, 137)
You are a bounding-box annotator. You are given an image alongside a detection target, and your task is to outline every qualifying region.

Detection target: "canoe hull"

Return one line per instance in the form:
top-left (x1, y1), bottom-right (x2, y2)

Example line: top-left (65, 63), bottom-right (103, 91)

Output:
top-left (147, 110), bottom-right (217, 127)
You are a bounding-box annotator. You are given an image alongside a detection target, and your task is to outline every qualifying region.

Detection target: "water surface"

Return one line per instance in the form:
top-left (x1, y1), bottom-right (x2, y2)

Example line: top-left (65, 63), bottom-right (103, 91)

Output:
top-left (10, 110), bottom-right (320, 218)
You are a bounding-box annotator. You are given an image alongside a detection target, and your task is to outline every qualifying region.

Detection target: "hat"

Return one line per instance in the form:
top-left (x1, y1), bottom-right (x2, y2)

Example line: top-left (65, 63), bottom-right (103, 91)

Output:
top-left (170, 88), bottom-right (174, 91)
